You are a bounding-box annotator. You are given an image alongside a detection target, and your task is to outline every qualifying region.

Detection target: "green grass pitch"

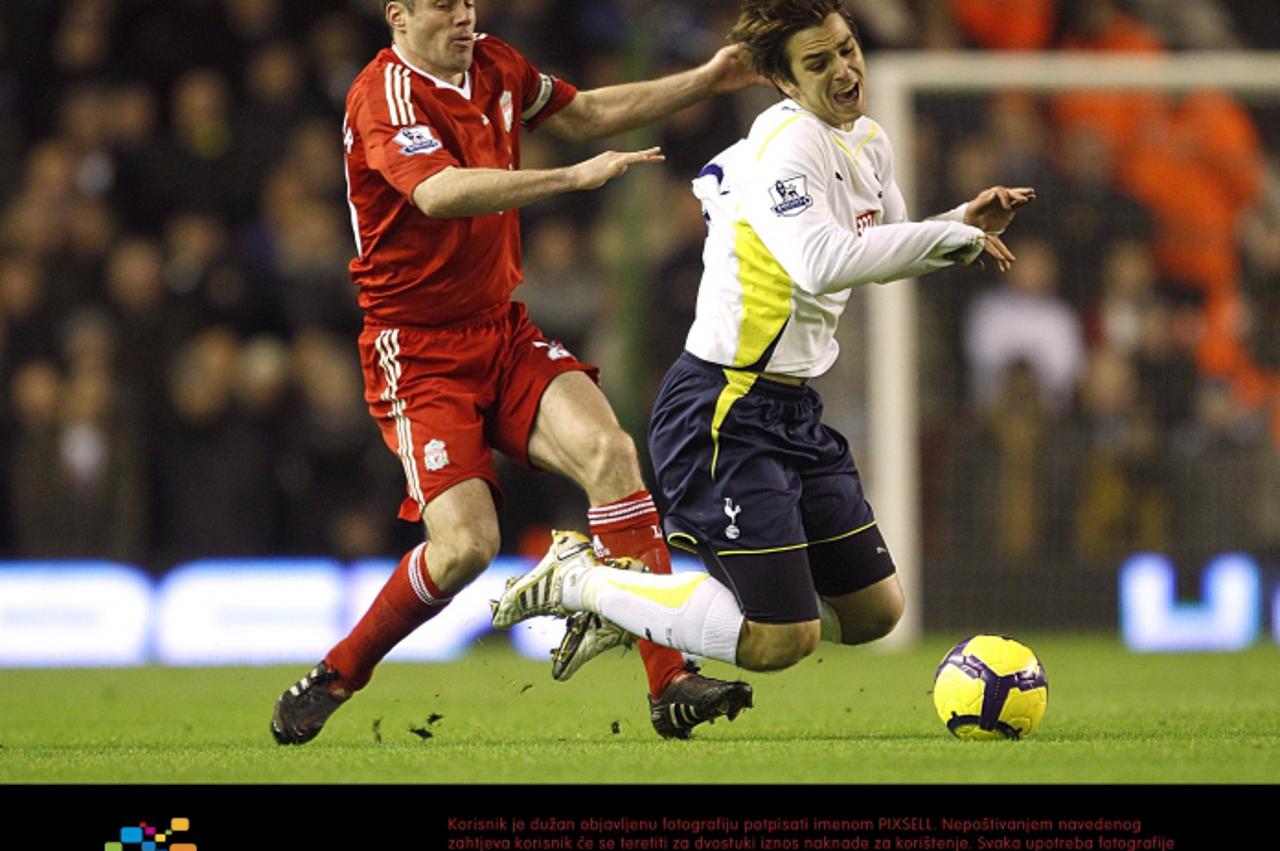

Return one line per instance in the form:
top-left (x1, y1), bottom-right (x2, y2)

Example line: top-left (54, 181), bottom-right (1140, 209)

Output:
top-left (2, 633), bottom-right (1277, 784)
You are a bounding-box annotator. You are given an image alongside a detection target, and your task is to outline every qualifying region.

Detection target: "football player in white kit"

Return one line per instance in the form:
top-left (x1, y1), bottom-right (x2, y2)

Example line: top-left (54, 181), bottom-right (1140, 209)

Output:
top-left (493, 0), bottom-right (1034, 694)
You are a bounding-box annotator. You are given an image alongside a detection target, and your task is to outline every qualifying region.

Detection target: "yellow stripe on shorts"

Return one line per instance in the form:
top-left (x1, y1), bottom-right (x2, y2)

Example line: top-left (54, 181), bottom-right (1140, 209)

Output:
top-left (709, 369), bottom-right (758, 481)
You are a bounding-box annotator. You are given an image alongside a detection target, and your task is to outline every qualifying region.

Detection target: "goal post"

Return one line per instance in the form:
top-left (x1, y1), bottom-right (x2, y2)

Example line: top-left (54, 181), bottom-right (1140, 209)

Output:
top-left (848, 51), bottom-right (1280, 647)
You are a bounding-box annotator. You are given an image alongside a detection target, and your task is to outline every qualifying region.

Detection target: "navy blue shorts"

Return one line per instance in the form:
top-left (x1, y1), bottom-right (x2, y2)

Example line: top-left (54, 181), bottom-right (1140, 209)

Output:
top-left (647, 352), bottom-right (895, 623)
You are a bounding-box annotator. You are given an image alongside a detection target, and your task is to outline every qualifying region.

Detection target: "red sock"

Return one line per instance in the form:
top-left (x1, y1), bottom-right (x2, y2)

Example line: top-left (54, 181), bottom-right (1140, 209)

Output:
top-left (325, 543), bottom-right (452, 691)
top-left (589, 490), bottom-right (690, 698)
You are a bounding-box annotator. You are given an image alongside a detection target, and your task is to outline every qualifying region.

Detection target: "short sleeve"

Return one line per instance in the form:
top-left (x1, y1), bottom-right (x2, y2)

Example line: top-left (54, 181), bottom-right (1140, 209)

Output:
top-left (351, 84), bottom-right (460, 200)
top-left (522, 72), bottom-right (578, 131)
top-left (488, 37), bottom-right (577, 131)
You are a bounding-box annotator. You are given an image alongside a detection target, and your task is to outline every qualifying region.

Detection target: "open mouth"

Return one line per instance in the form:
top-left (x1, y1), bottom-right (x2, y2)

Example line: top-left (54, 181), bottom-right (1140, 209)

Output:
top-left (833, 81), bottom-right (861, 108)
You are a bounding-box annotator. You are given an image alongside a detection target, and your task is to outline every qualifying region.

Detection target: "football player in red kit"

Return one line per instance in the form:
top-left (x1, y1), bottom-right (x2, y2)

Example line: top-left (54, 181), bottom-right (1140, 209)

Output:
top-left (271, 0), bottom-right (762, 744)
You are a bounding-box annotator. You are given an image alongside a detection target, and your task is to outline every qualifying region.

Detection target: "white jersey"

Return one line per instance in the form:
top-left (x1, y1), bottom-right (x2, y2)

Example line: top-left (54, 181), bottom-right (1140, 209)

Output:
top-left (685, 99), bottom-right (986, 378)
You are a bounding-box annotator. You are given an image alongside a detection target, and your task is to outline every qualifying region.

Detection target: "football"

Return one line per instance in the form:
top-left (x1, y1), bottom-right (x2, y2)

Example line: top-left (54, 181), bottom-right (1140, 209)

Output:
top-left (932, 635), bottom-right (1048, 740)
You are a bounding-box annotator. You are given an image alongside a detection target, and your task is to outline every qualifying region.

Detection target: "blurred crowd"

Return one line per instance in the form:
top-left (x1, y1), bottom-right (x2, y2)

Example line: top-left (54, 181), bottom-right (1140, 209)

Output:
top-left (2, 1), bottom-right (1279, 618)
top-left (912, 1), bottom-right (1280, 625)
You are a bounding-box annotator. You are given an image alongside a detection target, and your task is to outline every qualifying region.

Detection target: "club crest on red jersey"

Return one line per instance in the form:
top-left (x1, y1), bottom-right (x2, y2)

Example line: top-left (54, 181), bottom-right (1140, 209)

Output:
top-left (500, 91), bottom-right (514, 132)
top-left (534, 340), bottom-right (571, 361)
top-left (393, 125), bottom-right (442, 156)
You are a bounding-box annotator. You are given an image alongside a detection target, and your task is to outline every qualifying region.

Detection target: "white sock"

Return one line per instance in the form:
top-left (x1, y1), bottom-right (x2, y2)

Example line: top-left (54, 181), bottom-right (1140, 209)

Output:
top-left (818, 598), bottom-right (843, 643)
top-left (562, 565), bottom-right (744, 665)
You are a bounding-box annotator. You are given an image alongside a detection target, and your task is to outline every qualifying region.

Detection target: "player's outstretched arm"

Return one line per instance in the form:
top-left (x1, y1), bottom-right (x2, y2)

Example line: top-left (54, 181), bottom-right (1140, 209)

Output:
top-left (541, 45), bottom-right (767, 143)
top-left (738, 122), bottom-right (988, 293)
top-left (411, 148), bottom-right (666, 219)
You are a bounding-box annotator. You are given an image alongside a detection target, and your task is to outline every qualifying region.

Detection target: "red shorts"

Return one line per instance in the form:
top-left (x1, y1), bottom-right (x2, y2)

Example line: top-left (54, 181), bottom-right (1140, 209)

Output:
top-left (359, 301), bottom-right (598, 522)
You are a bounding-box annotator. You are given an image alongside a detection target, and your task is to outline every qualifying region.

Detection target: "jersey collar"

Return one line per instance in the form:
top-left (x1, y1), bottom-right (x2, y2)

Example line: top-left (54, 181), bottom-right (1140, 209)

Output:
top-left (783, 97), bottom-right (865, 135)
top-left (391, 43), bottom-right (472, 99)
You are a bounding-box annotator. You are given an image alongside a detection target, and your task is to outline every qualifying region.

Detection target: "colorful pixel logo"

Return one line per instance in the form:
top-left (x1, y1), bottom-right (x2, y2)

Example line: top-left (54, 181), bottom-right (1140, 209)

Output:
top-left (104, 818), bottom-right (196, 851)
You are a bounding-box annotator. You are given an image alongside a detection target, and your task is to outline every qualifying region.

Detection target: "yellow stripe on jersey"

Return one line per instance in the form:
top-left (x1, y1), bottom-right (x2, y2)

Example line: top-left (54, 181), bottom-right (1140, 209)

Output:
top-left (732, 220), bottom-right (793, 369)
top-left (756, 114), bottom-right (805, 160)
top-left (828, 121), bottom-right (878, 189)
top-left (709, 368), bottom-right (758, 481)
top-left (853, 121), bottom-right (880, 157)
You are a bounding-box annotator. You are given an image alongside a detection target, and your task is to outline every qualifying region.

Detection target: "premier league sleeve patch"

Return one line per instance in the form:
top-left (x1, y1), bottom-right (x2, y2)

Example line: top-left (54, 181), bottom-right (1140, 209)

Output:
top-left (393, 124), bottom-right (443, 156)
top-left (769, 175), bottom-right (814, 216)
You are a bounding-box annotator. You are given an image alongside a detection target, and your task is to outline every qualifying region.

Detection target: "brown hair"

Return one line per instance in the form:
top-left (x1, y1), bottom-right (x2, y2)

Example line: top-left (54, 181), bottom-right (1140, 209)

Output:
top-left (728, 0), bottom-right (861, 84)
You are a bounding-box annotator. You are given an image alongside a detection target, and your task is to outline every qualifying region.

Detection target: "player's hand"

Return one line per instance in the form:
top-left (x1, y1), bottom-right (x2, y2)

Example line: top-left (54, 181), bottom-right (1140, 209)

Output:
top-left (945, 232), bottom-right (1017, 272)
top-left (570, 148), bottom-right (665, 190)
top-left (703, 44), bottom-right (770, 94)
top-left (982, 233), bottom-right (1017, 273)
top-left (963, 186), bottom-right (1035, 234)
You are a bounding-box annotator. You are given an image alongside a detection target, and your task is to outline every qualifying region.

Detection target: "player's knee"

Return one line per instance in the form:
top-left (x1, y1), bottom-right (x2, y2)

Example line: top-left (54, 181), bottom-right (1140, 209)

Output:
top-left (582, 427), bottom-right (639, 481)
top-left (852, 595), bottom-right (904, 643)
top-left (597, 427), bottom-right (639, 466)
top-left (831, 576), bottom-right (906, 644)
top-left (431, 533), bottom-right (500, 590)
top-left (737, 620), bottom-right (820, 672)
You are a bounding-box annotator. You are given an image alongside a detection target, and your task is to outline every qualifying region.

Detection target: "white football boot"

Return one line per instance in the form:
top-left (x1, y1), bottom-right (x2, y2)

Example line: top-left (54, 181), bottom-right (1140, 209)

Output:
top-left (490, 529), bottom-right (598, 628)
top-left (550, 555), bottom-right (647, 681)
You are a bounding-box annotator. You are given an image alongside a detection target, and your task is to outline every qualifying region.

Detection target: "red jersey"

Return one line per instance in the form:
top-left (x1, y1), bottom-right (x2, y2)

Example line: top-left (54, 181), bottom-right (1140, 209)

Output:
top-left (343, 36), bottom-right (577, 326)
